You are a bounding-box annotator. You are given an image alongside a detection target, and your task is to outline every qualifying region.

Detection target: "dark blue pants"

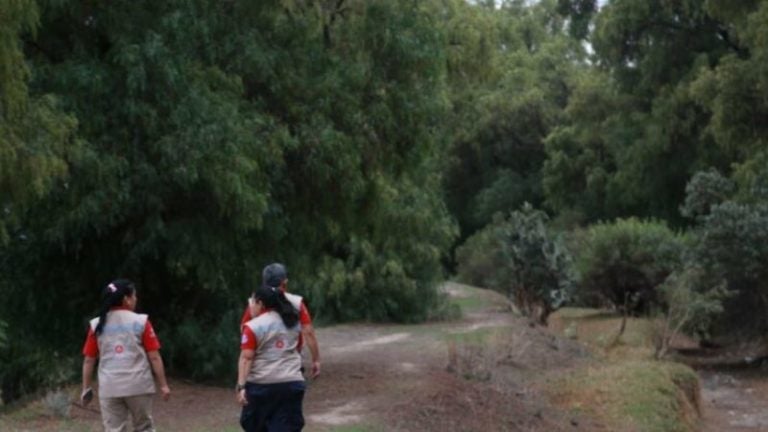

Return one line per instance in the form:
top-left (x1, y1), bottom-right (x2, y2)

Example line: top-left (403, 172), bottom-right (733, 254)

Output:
top-left (240, 381), bottom-right (306, 432)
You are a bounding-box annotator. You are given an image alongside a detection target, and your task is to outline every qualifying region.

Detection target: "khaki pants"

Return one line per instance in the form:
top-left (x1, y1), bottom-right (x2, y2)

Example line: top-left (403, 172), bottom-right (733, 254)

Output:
top-left (99, 393), bottom-right (155, 432)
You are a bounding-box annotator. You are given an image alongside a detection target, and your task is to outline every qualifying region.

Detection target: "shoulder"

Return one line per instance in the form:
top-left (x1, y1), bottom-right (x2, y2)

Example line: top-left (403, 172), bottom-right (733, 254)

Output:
top-left (285, 293), bottom-right (303, 310)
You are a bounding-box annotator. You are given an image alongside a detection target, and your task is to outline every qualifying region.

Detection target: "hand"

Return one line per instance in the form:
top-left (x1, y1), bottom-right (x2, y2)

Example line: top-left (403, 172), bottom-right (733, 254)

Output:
top-left (80, 387), bottom-right (93, 406)
top-left (237, 389), bottom-right (248, 406)
top-left (160, 385), bottom-right (171, 401)
top-left (310, 361), bottom-right (321, 379)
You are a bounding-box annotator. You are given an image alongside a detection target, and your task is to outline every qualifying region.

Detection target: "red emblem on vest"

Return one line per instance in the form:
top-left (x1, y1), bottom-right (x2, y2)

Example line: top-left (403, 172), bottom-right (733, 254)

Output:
top-left (115, 345), bottom-right (124, 354)
top-left (275, 339), bottom-right (284, 349)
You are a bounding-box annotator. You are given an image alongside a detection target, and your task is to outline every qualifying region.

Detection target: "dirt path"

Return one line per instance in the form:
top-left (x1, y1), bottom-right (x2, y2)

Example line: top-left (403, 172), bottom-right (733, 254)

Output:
top-left (699, 369), bottom-right (768, 432)
top-left (2, 282), bottom-right (596, 432)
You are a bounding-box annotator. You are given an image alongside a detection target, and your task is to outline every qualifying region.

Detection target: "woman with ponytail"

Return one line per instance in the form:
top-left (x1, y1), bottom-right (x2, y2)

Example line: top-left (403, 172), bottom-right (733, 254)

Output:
top-left (81, 279), bottom-right (171, 431)
top-left (237, 282), bottom-right (306, 431)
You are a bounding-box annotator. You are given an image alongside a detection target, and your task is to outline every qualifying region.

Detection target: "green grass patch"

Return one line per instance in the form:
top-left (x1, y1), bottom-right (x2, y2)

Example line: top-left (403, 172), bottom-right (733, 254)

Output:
top-left (550, 360), bottom-right (700, 432)
top-left (550, 307), bottom-right (658, 359)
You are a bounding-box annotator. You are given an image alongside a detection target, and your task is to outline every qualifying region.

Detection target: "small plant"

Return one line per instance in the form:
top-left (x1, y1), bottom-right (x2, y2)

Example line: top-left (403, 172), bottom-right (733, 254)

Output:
top-left (575, 218), bottom-right (684, 316)
top-left (42, 389), bottom-right (71, 418)
top-left (456, 203), bottom-right (576, 325)
top-left (652, 267), bottom-right (728, 359)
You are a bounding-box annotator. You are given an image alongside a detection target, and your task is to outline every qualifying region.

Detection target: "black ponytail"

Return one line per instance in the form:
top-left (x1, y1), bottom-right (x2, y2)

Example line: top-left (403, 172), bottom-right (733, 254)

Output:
top-left (253, 285), bottom-right (299, 329)
top-left (94, 279), bottom-right (136, 335)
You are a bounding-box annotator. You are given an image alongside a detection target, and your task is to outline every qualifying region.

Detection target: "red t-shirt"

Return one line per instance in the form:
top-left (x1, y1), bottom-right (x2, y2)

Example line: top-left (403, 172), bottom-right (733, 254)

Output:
top-left (82, 308), bottom-right (161, 357)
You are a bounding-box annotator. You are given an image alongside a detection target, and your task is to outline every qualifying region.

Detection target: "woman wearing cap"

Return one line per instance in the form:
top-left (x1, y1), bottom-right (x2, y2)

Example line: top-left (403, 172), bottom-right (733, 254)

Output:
top-left (237, 283), bottom-right (306, 431)
top-left (81, 279), bottom-right (171, 432)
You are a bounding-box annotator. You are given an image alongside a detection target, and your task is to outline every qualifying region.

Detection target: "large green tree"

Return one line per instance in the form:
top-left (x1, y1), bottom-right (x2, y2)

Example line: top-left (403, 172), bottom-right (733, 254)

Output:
top-left (442, 0), bottom-right (586, 239)
top-left (543, 0), bottom-right (742, 225)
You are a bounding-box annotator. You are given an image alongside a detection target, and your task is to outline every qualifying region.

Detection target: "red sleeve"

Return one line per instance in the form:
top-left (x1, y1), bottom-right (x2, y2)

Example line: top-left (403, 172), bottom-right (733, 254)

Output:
top-left (142, 320), bottom-right (161, 352)
top-left (241, 306), bottom-right (252, 326)
top-left (241, 326), bottom-right (257, 350)
top-left (82, 327), bottom-right (99, 358)
top-left (299, 303), bottom-right (312, 326)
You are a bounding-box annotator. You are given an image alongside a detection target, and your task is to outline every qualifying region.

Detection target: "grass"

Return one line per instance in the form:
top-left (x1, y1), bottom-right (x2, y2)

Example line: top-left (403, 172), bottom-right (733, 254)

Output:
top-left (550, 360), bottom-right (700, 432)
top-left (550, 307), bottom-right (658, 359)
top-left (547, 307), bottom-right (701, 432)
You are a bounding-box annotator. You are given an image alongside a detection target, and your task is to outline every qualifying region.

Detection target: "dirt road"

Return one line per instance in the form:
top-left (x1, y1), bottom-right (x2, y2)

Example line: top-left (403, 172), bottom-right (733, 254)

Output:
top-left (3, 282), bottom-right (593, 431)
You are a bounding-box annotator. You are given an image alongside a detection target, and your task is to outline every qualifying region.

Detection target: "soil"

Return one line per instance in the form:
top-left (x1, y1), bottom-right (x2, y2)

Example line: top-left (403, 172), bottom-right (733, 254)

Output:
top-left (673, 344), bottom-right (768, 432)
top-left (11, 282), bottom-right (768, 431)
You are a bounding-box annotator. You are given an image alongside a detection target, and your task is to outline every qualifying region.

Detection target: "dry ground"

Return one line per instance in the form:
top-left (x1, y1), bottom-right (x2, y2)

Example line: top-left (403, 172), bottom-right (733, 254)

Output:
top-left (7, 283), bottom-right (764, 431)
top-left (1, 283), bottom-right (603, 432)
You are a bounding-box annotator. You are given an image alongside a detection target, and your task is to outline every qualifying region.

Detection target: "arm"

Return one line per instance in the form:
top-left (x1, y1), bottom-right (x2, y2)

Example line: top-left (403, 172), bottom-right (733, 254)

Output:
top-left (147, 350), bottom-right (171, 401)
top-left (81, 356), bottom-right (97, 405)
top-left (237, 349), bottom-right (255, 406)
top-left (301, 324), bottom-right (321, 378)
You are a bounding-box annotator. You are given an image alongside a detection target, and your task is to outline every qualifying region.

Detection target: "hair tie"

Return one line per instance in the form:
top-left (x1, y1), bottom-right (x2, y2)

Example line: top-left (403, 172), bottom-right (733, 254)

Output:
top-left (108, 283), bottom-right (117, 293)
top-left (270, 286), bottom-right (277, 292)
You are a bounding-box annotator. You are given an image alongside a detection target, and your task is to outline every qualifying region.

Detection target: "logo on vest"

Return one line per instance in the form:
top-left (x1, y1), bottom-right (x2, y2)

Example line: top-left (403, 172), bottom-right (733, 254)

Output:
top-left (275, 338), bottom-right (285, 349)
top-left (115, 345), bottom-right (124, 354)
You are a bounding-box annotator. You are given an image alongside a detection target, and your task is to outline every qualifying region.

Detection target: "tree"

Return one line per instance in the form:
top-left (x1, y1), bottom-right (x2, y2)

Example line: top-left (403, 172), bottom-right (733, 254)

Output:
top-left (442, 0), bottom-right (586, 240)
top-left (0, 0), bottom-right (76, 244)
top-left (456, 203), bottom-right (575, 325)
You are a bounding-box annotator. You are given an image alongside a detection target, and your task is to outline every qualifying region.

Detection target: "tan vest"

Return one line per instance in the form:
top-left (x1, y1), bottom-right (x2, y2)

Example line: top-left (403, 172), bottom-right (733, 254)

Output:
top-left (90, 310), bottom-right (156, 398)
top-left (245, 311), bottom-right (304, 384)
top-left (285, 293), bottom-right (302, 313)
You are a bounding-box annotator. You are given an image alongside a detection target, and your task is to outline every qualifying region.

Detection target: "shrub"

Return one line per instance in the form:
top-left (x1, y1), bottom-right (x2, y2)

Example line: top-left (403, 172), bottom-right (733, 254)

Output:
top-left (688, 200), bottom-right (768, 335)
top-left (456, 204), bottom-right (576, 324)
top-left (0, 339), bottom-right (76, 405)
top-left (455, 214), bottom-right (508, 290)
top-left (162, 309), bottom-right (241, 383)
top-left (576, 218), bottom-right (685, 314)
top-left (652, 267), bottom-right (727, 359)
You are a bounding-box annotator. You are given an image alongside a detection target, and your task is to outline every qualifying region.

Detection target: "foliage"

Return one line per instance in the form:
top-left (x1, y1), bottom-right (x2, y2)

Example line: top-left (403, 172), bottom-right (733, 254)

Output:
top-left (456, 204), bottom-right (576, 324)
top-left (653, 267), bottom-right (727, 359)
top-left (164, 311), bottom-right (240, 382)
top-left (575, 218), bottom-right (685, 314)
top-left (443, 0), bottom-right (586, 238)
top-left (551, 361), bottom-right (699, 432)
top-left (683, 166), bottom-right (768, 336)
top-left (543, 0), bottom-right (743, 225)
top-left (0, 0), bottom-right (77, 243)
top-left (0, 337), bottom-right (76, 405)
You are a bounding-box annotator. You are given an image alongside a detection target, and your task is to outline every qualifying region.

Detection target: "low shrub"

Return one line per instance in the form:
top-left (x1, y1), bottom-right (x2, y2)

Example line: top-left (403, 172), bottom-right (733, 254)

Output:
top-left (456, 204), bottom-right (576, 324)
top-left (575, 218), bottom-right (685, 314)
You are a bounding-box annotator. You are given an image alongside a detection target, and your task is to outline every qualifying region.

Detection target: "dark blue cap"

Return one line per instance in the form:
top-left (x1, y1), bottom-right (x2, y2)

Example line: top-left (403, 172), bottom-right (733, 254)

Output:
top-left (262, 263), bottom-right (287, 288)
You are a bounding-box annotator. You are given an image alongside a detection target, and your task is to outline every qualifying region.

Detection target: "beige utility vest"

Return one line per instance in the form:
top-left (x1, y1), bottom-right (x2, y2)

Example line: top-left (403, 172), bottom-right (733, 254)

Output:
top-left (244, 311), bottom-right (304, 384)
top-left (90, 310), bottom-right (156, 398)
top-left (285, 293), bottom-right (302, 314)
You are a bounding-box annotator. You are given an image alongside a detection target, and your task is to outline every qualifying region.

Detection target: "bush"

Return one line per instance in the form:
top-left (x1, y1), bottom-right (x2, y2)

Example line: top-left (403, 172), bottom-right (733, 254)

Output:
top-left (683, 166), bottom-right (768, 336)
top-left (163, 309), bottom-right (241, 383)
top-left (0, 339), bottom-right (76, 405)
top-left (576, 218), bottom-right (685, 314)
top-left (652, 267), bottom-right (727, 359)
top-left (689, 201), bottom-right (768, 335)
top-left (455, 214), bottom-right (508, 290)
top-left (456, 204), bottom-right (576, 324)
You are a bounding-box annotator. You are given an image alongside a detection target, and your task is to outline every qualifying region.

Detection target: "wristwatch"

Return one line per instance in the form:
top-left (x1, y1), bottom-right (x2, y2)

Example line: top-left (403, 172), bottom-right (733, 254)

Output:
top-left (236, 383), bottom-right (246, 392)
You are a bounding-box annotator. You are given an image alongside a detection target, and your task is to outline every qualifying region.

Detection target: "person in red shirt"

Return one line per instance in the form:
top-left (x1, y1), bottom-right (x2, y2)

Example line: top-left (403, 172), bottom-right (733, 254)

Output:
top-left (81, 279), bottom-right (170, 432)
top-left (240, 263), bottom-right (321, 379)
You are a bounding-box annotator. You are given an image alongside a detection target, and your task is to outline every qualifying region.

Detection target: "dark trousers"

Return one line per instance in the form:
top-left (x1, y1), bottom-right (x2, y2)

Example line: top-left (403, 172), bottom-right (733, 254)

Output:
top-left (240, 381), bottom-right (306, 432)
